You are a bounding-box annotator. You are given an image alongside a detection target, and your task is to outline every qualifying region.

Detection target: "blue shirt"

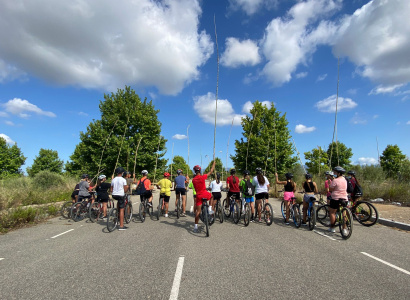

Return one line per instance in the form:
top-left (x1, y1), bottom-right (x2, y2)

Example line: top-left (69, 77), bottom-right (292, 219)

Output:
top-left (175, 175), bottom-right (186, 189)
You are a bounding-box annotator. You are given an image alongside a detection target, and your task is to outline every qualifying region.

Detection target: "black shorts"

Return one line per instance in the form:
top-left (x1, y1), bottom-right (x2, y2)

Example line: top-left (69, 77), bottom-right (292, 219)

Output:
top-left (212, 192), bottom-right (222, 200)
top-left (160, 194), bottom-right (170, 203)
top-left (97, 197), bottom-right (109, 203)
top-left (255, 193), bottom-right (269, 200)
top-left (227, 191), bottom-right (240, 200)
top-left (329, 198), bottom-right (347, 209)
top-left (71, 191), bottom-right (79, 199)
top-left (140, 191), bottom-right (152, 201)
top-left (112, 195), bottom-right (125, 209)
top-left (77, 195), bottom-right (91, 202)
top-left (175, 188), bottom-right (186, 196)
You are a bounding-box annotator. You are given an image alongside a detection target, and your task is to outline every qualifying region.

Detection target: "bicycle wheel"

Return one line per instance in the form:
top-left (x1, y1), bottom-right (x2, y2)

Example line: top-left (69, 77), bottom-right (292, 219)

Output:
top-left (139, 203), bottom-right (146, 222)
top-left (361, 202), bottom-right (379, 227)
top-left (243, 203), bottom-right (250, 226)
top-left (124, 202), bottom-right (133, 224)
top-left (339, 207), bottom-right (353, 239)
top-left (157, 198), bottom-right (163, 220)
top-left (308, 206), bottom-right (316, 231)
top-left (223, 199), bottom-right (231, 218)
top-left (89, 202), bottom-right (101, 223)
top-left (264, 203), bottom-right (273, 226)
top-left (316, 204), bottom-right (330, 226)
top-left (232, 203), bottom-right (240, 224)
top-left (61, 201), bottom-right (73, 219)
top-left (217, 201), bottom-right (224, 223)
top-left (353, 202), bottom-right (379, 227)
top-left (292, 204), bottom-right (301, 228)
top-left (71, 203), bottom-right (82, 222)
top-left (107, 208), bottom-right (118, 232)
top-left (280, 201), bottom-right (286, 220)
top-left (148, 202), bottom-right (154, 219)
top-left (203, 206), bottom-right (209, 237)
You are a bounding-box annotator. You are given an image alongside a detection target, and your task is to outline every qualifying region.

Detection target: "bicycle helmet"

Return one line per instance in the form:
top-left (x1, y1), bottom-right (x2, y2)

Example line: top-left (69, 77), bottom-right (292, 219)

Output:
top-left (163, 172), bottom-right (170, 177)
top-left (243, 170), bottom-right (250, 176)
top-left (98, 175), bottom-right (106, 180)
top-left (193, 165), bottom-right (201, 173)
top-left (141, 170), bottom-right (148, 175)
top-left (333, 166), bottom-right (346, 174)
top-left (255, 167), bottom-right (262, 174)
top-left (216, 172), bottom-right (221, 179)
top-left (230, 168), bottom-right (236, 174)
top-left (81, 174), bottom-right (89, 179)
top-left (115, 167), bottom-right (125, 175)
top-left (325, 171), bottom-right (333, 176)
top-left (347, 170), bottom-right (356, 176)
top-left (285, 173), bottom-right (293, 179)
top-left (177, 169), bottom-right (182, 174)
top-left (305, 173), bottom-right (312, 179)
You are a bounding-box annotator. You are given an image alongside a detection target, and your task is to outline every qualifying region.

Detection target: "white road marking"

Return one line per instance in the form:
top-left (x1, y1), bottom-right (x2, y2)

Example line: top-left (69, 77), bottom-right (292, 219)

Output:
top-left (169, 256), bottom-right (185, 300)
top-left (0, 258), bottom-right (4, 261)
top-left (313, 230), bottom-right (337, 241)
top-left (361, 252), bottom-right (410, 276)
top-left (50, 229), bottom-right (74, 239)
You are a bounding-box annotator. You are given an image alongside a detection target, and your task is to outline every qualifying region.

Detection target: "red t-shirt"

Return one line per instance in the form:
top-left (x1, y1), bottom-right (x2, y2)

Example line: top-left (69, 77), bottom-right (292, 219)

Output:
top-left (192, 174), bottom-right (207, 195)
top-left (226, 175), bottom-right (240, 192)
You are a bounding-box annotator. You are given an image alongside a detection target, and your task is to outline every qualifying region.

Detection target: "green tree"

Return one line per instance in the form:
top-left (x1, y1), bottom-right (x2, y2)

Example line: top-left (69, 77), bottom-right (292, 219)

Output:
top-left (326, 141), bottom-right (353, 169)
top-left (27, 148), bottom-right (63, 177)
top-left (380, 144), bottom-right (406, 178)
top-left (203, 157), bottom-right (224, 179)
top-left (65, 86), bottom-right (167, 178)
top-left (304, 146), bottom-right (328, 175)
top-left (231, 101), bottom-right (296, 177)
top-left (0, 137), bottom-right (26, 179)
top-left (168, 155), bottom-right (189, 177)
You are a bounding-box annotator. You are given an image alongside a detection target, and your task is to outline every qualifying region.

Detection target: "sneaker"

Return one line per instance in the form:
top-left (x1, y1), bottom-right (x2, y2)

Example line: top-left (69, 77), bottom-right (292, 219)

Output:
top-left (118, 226), bottom-right (128, 231)
top-left (193, 228), bottom-right (199, 233)
top-left (258, 218), bottom-right (262, 223)
top-left (342, 229), bottom-right (348, 236)
top-left (102, 216), bottom-right (107, 221)
top-left (181, 213), bottom-right (186, 217)
top-left (267, 218), bottom-right (271, 224)
top-left (328, 227), bottom-right (336, 233)
top-left (285, 220), bottom-right (290, 225)
top-left (302, 222), bottom-right (307, 226)
top-left (165, 213), bottom-right (168, 217)
top-left (147, 202), bottom-right (153, 207)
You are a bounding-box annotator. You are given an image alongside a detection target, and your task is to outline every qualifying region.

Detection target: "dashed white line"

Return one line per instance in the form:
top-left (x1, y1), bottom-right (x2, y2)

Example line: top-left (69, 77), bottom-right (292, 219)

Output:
top-left (169, 256), bottom-right (185, 300)
top-left (0, 258), bottom-right (4, 261)
top-left (313, 230), bottom-right (337, 241)
top-left (361, 252), bottom-right (410, 276)
top-left (50, 229), bottom-right (74, 239)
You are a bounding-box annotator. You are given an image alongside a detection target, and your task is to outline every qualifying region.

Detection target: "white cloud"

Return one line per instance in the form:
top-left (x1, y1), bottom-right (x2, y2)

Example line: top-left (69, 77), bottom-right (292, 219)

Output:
top-left (373, 115), bottom-right (379, 119)
top-left (407, 121), bottom-right (410, 125)
top-left (347, 88), bottom-right (357, 95)
top-left (0, 111), bottom-right (8, 117)
top-left (242, 101), bottom-right (272, 114)
top-left (369, 84), bottom-right (404, 95)
top-left (0, 133), bottom-right (15, 144)
top-left (350, 112), bottom-right (367, 125)
top-left (228, 0), bottom-right (279, 16)
top-left (172, 134), bottom-right (187, 140)
top-left (193, 92), bottom-right (245, 126)
top-left (317, 74), bottom-right (328, 81)
top-left (78, 112), bottom-right (88, 117)
top-left (3, 98), bottom-right (56, 118)
top-left (315, 94), bottom-right (358, 113)
top-left (333, 0), bottom-right (410, 87)
top-left (295, 124), bottom-right (316, 133)
top-left (0, 0), bottom-right (213, 95)
top-left (0, 59), bottom-right (27, 83)
top-left (296, 72), bottom-right (308, 79)
top-left (220, 38), bottom-right (261, 68)
top-left (4, 120), bottom-right (14, 126)
top-left (357, 157), bottom-right (378, 165)
top-left (260, 0), bottom-right (340, 86)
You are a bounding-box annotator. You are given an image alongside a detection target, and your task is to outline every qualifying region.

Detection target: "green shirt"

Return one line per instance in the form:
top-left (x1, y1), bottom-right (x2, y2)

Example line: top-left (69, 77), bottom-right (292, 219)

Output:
top-left (188, 181), bottom-right (196, 195)
top-left (240, 178), bottom-right (254, 195)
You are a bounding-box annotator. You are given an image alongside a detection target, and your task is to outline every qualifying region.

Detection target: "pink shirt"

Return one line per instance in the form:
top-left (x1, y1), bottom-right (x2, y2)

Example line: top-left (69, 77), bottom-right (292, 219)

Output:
top-left (330, 176), bottom-right (347, 200)
top-left (324, 180), bottom-right (331, 197)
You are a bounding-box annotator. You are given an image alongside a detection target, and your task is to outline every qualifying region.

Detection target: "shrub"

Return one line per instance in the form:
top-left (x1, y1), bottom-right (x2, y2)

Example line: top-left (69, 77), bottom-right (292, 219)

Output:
top-left (33, 170), bottom-right (64, 189)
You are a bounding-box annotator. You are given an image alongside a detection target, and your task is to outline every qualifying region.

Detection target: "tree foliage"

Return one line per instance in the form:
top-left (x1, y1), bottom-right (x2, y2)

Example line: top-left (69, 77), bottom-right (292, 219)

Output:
top-left (0, 137), bottom-right (26, 179)
top-left (203, 157), bottom-right (224, 179)
top-left (167, 155), bottom-right (190, 178)
top-left (65, 86), bottom-right (167, 179)
top-left (380, 144), bottom-right (406, 178)
top-left (27, 148), bottom-right (63, 177)
top-left (231, 101), bottom-right (296, 177)
top-left (304, 146), bottom-right (328, 175)
top-left (326, 141), bottom-right (353, 169)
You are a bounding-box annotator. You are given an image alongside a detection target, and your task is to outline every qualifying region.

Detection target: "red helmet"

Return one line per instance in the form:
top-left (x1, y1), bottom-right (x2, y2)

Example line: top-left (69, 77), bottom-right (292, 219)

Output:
top-left (163, 172), bottom-right (170, 177)
top-left (193, 165), bottom-right (201, 172)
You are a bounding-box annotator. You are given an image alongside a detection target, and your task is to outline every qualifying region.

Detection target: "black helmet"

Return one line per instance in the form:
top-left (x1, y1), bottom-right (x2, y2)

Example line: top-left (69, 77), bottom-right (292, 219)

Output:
top-left (230, 168), bottom-right (236, 174)
top-left (243, 170), bottom-right (250, 175)
top-left (305, 173), bottom-right (312, 179)
top-left (216, 172), bottom-right (221, 179)
top-left (347, 170), bottom-right (355, 176)
top-left (255, 167), bottom-right (262, 174)
top-left (333, 166), bottom-right (346, 174)
top-left (177, 169), bottom-right (183, 174)
top-left (115, 167), bottom-right (125, 175)
top-left (325, 171), bottom-right (333, 176)
top-left (81, 174), bottom-right (89, 179)
top-left (285, 173), bottom-right (293, 179)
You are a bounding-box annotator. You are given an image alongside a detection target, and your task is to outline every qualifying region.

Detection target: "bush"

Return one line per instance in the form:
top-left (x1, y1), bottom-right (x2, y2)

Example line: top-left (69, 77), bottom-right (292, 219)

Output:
top-left (33, 170), bottom-right (64, 189)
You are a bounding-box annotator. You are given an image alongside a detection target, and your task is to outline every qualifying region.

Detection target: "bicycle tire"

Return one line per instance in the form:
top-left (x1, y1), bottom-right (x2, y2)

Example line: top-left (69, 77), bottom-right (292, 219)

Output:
top-left (217, 201), bottom-right (224, 223)
top-left (308, 206), bottom-right (316, 231)
top-left (243, 203), bottom-right (250, 226)
top-left (232, 202), bottom-right (240, 224)
top-left (316, 204), bottom-right (330, 226)
top-left (264, 203), bottom-right (273, 226)
top-left (280, 201), bottom-right (286, 220)
top-left (89, 202), bottom-right (101, 223)
top-left (149, 202), bottom-right (154, 219)
top-left (139, 202), bottom-right (146, 223)
top-left (339, 207), bottom-right (353, 239)
top-left (71, 202), bottom-right (82, 222)
top-left (61, 201), bottom-right (72, 219)
top-left (124, 202), bottom-right (133, 224)
top-left (353, 201), bottom-right (379, 227)
top-left (203, 206), bottom-right (209, 237)
top-left (293, 204), bottom-right (301, 228)
top-left (361, 202), bottom-right (379, 227)
top-left (157, 198), bottom-right (163, 220)
top-left (107, 208), bottom-right (118, 232)
top-left (223, 199), bottom-right (231, 218)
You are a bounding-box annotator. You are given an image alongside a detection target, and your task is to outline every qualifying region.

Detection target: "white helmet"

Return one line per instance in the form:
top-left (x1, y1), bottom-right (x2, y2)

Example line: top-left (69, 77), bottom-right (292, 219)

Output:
top-left (141, 170), bottom-right (148, 175)
top-left (98, 174), bottom-right (106, 180)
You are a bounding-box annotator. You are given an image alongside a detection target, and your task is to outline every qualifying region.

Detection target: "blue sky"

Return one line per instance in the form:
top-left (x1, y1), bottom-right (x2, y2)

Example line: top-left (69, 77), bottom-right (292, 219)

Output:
top-left (0, 0), bottom-right (409, 173)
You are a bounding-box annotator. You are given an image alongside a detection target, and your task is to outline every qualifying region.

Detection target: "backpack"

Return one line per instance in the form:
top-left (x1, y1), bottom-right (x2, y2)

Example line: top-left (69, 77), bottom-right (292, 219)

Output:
top-left (135, 178), bottom-right (147, 195)
top-left (353, 182), bottom-right (363, 197)
top-left (244, 179), bottom-right (255, 197)
top-left (346, 177), bottom-right (354, 194)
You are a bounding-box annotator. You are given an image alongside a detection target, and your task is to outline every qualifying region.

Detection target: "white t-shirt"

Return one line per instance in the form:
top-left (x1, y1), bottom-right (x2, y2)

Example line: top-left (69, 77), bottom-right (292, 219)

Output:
top-left (111, 176), bottom-right (127, 196)
top-left (253, 176), bottom-right (270, 194)
top-left (209, 180), bottom-right (223, 192)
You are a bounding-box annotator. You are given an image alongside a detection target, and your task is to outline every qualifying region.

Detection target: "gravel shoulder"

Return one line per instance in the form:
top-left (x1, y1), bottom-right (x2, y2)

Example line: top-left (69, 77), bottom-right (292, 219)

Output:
top-left (373, 203), bottom-right (410, 224)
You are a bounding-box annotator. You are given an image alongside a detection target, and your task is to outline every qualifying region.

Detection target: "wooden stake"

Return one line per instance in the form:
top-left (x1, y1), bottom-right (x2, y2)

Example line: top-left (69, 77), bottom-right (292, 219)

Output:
top-left (97, 118), bottom-right (119, 176)
top-left (213, 14), bottom-right (219, 167)
top-left (133, 137), bottom-right (143, 176)
top-left (112, 117), bottom-right (129, 177)
top-left (245, 111), bottom-right (257, 170)
top-left (153, 136), bottom-right (162, 183)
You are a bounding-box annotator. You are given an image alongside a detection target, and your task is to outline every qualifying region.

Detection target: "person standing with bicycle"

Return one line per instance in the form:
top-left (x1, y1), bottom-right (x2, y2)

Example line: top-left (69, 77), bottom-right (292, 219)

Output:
top-left (347, 170), bottom-right (360, 203)
top-left (276, 172), bottom-right (296, 225)
top-left (301, 173), bottom-right (318, 225)
top-left (324, 171), bottom-right (333, 203)
top-left (254, 168), bottom-right (270, 223)
top-left (111, 167), bottom-right (129, 231)
top-left (192, 161), bottom-right (215, 233)
top-left (209, 172), bottom-right (223, 214)
top-left (137, 170), bottom-right (154, 207)
top-left (156, 172), bottom-right (172, 217)
top-left (174, 169), bottom-right (187, 217)
top-left (225, 169), bottom-right (240, 208)
top-left (96, 175), bottom-right (111, 220)
top-left (328, 166), bottom-right (348, 233)
top-left (241, 170), bottom-right (255, 222)
top-left (78, 174), bottom-right (93, 203)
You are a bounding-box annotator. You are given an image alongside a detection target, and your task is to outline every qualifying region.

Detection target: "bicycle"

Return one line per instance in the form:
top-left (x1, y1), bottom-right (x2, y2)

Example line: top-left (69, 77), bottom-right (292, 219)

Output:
top-left (255, 197), bottom-right (273, 226)
top-left (298, 192), bottom-right (317, 231)
top-left (280, 197), bottom-right (301, 228)
top-left (175, 193), bottom-right (182, 219)
top-left (316, 199), bottom-right (353, 239)
top-left (138, 195), bottom-right (153, 222)
top-left (213, 197), bottom-right (224, 224)
top-left (157, 194), bottom-right (167, 220)
top-left (222, 192), bottom-right (240, 224)
top-left (70, 196), bottom-right (93, 222)
top-left (61, 200), bottom-right (74, 219)
top-left (107, 195), bottom-right (133, 232)
top-left (199, 198), bottom-right (211, 237)
top-left (348, 197), bottom-right (379, 227)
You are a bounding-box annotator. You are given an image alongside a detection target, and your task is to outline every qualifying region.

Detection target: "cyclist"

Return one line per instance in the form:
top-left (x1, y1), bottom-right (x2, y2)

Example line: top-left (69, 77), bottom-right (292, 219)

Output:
top-left (301, 173), bottom-right (318, 225)
top-left (96, 175), bottom-right (111, 220)
top-left (241, 170), bottom-right (255, 222)
top-left (276, 172), bottom-right (296, 225)
top-left (328, 166), bottom-right (348, 234)
top-left (209, 172), bottom-right (223, 213)
top-left (71, 181), bottom-right (80, 203)
top-left (156, 172), bottom-right (172, 217)
top-left (225, 168), bottom-right (240, 208)
top-left (347, 170), bottom-right (360, 202)
top-left (124, 171), bottom-right (136, 201)
top-left (111, 167), bottom-right (129, 230)
top-left (174, 169), bottom-right (187, 217)
top-left (192, 161), bottom-right (215, 233)
top-left (188, 176), bottom-right (197, 205)
top-left (78, 174), bottom-right (93, 203)
top-left (324, 171), bottom-right (333, 203)
top-left (254, 168), bottom-right (270, 223)
top-left (137, 170), bottom-right (154, 207)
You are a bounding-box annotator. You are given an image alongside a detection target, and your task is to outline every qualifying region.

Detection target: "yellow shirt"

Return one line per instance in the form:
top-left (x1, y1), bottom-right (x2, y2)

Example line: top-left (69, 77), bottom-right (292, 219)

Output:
top-left (157, 178), bottom-right (172, 196)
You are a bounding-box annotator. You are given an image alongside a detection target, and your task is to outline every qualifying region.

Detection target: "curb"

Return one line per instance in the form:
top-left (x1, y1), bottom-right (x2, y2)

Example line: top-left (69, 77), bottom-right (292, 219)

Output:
top-left (377, 218), bottom-right (410, 231)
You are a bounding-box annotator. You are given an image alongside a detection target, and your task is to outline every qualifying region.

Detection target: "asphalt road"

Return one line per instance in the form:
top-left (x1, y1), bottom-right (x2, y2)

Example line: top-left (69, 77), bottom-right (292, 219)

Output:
top-left (1, 190), bottom-right (409, 300)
